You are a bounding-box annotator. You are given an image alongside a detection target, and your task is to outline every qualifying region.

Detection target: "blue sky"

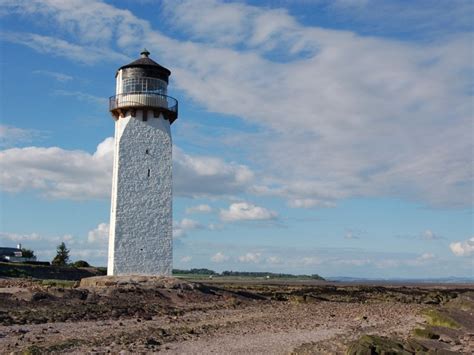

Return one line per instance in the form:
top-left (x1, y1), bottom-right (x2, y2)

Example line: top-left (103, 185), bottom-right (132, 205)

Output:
top-left (0, 0), bottom-right (472, 278)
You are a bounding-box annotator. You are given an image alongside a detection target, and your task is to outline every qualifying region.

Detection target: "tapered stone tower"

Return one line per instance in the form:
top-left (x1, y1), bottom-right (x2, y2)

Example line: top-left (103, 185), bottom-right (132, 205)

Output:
top-left (107, 49), bottom-right (178, 276)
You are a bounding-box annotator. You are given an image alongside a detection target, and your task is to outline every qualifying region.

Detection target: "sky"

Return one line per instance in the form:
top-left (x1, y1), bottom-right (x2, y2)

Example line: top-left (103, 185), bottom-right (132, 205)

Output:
top-left (0, 0), bottom-right (472, 279)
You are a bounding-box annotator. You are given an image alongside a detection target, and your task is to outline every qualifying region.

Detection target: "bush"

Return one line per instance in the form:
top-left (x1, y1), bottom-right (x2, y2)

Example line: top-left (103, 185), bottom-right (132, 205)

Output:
top-left (72, 260), bottom-right (90, 268)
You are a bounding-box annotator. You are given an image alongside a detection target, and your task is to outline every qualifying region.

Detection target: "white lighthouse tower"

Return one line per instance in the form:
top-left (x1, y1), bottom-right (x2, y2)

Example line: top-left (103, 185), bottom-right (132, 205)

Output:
top-left (107, 49), bottom-right (178, 276)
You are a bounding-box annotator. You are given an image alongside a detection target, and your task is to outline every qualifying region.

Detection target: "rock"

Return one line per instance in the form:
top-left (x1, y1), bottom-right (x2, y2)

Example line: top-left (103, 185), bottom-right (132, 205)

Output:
top-left (145, 338), bottom-right (161, 346)
top-left (30, 292), bottom-right (54, 302)
top-left (404, 339), bottom-right (429, 352)
top-left (80, 275), bottom-right (195, 290)
top-left (346, 335), bottom-right (411, 355)
top-left (438, 334), bottom-right (454, 343)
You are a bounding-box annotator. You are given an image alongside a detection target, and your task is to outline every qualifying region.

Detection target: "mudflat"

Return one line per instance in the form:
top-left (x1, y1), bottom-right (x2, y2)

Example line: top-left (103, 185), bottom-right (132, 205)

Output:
top-left (0, 277), bottom-right (472, 354)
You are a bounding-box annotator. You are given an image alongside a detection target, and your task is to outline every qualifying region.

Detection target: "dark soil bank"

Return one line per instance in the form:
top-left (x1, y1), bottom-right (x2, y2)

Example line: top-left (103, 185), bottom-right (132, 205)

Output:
top-left (0, 262), bottom-right (106, 280)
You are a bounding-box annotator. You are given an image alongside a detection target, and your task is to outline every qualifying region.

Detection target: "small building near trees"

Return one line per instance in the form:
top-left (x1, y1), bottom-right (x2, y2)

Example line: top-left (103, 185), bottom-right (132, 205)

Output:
top-left (0, 244), bottom-right (37, 263)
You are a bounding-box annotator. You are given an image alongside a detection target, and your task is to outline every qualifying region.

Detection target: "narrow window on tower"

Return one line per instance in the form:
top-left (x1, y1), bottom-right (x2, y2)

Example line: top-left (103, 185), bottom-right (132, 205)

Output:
top-left (147, 168), bottom-right (151, 178)
top-left (145, 149), bottom-right (149, 155)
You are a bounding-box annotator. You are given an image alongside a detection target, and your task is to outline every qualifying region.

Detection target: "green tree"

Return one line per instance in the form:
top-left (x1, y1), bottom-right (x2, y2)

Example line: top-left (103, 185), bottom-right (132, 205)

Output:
top-left (21, 248), bottom-right (35, 258)
top-left (52, 242), bottom-right (70, 266)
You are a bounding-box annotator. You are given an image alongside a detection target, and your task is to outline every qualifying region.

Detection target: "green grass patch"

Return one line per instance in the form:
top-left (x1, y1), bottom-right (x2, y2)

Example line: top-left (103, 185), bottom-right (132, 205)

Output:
top-left (411, 327), bottom-right (440, 339)
top-left (22, 345), bottom-right (43, 355)
top-left (44, 339), bottom-right (87, 352)
top-left (40, 279), bottom-right (77, 288)
top-left (422, 309), bottom-right (460, 329)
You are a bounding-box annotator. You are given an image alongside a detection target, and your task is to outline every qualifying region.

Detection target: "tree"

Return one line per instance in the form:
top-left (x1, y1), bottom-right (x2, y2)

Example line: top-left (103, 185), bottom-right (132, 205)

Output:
top-left (21, 248), bottom-right (35, 258)
top-left (52, 242), bottom-right (70, 266)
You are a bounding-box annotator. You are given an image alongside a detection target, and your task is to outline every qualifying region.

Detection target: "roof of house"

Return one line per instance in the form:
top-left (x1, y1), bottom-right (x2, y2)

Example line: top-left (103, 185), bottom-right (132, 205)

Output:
top-left (0, 247), bottom-right (21, 257)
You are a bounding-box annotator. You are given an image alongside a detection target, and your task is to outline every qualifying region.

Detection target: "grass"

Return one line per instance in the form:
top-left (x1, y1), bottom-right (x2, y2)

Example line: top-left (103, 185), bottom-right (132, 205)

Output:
top-left (422, 309), bottom-right (460, 329)
top-left (39, 279), bottom-right (77, 288)
top-left (411, 327), bottom-right (440, 339)
top-left (22, 339), bottom-right (88, 354)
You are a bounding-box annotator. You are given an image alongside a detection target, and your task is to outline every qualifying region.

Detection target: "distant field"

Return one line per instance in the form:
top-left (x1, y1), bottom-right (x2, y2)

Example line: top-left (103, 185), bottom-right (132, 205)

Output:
top-left (176, 274), bottom-right (474, 288)
top-left (175, 274), bottom-right (328, 285)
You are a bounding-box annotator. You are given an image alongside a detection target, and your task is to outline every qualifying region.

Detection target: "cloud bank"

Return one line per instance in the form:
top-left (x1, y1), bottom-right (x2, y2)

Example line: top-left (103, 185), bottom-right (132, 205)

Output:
top-left (0, 0), bottom-right (472, 208)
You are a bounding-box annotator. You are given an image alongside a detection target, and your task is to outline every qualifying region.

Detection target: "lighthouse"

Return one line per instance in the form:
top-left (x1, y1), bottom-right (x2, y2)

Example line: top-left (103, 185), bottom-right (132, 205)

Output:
top-left (107, 49), bottom-right (178, 276)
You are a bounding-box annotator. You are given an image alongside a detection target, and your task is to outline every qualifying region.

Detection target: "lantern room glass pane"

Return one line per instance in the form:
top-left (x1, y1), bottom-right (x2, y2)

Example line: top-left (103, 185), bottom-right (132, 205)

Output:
top-left (122, 77), bottom-right (167, 95)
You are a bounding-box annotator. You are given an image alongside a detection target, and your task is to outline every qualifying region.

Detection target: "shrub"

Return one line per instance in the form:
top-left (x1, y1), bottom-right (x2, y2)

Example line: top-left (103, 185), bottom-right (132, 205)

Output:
top-left (72, 260), bottom-right (90, 268)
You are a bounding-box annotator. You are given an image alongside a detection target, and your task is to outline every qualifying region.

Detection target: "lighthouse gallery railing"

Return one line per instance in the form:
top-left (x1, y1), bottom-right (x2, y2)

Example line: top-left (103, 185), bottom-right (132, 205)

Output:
top-left (109, 92), bottom-right (178, 115)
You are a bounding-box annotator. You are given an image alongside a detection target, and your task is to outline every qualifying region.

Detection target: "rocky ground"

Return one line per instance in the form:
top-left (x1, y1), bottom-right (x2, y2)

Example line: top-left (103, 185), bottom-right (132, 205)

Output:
top-left (0, 276), bottom-right (472, 354)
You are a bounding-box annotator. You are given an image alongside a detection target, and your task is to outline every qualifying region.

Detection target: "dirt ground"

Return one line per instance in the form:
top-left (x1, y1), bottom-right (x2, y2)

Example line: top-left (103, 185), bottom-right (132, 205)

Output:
top-left (0, 277), bottom-right (473, 354)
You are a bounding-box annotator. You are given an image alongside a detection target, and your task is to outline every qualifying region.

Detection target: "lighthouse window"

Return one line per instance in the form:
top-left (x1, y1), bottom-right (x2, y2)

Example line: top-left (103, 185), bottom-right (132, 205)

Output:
top-left (147, 169), bottom-right (151, 177)
top-left (122, 77), bottom-right (167, 95)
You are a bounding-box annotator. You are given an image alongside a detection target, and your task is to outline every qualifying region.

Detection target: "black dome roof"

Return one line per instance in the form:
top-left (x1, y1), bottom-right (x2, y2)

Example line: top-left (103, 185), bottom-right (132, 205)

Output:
top-left (117, 49), bottom-right (171, 81)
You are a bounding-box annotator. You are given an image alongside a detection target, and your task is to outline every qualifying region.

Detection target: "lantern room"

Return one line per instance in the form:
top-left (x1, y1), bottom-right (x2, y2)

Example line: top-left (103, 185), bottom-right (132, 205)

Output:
top-left (109, 49), bottom-right (178, 123)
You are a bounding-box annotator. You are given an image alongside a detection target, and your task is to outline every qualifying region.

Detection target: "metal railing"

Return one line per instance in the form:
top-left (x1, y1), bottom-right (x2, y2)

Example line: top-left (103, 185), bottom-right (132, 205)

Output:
top-left (109, 92), bottom-right (178, 114)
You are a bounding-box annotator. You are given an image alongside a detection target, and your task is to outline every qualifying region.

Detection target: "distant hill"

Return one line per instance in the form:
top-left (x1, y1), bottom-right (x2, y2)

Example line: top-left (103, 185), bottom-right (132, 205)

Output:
top-left (173, 268), bottom-right (325, 280)
top-left (327, 276), bottom-right (474, 284)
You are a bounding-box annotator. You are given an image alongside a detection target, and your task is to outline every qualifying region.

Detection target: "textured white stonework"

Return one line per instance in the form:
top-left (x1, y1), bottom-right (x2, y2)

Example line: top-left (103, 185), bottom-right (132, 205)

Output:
top-left (107, 110), bottom-right (172, 276)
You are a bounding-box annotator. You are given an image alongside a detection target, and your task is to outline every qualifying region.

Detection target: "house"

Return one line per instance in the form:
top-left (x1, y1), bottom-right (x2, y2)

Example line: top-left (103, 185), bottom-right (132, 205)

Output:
top-left (0, 244), bottom-right (37, 263)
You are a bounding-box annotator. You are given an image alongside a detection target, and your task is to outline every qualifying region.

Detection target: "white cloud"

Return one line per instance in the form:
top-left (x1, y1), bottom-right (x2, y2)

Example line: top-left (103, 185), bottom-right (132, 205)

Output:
top-left (174, 147), bottom-right (254, 198)
top-left (0, 231), bottom-right (76, 251)
top-left (0, 229), bottom-right (109, 265)
top-left (53, 90), bottom-right (107, 106)
top-left (266, 256), bottom-right (282, 264)
top-left (418, 252), bottom-right (435, 261)
top-left (70, 248), bottom-right (107, 263)
top-left (0, 125), bottom-right (45, 147)
top-left (173, 218), bottom-right (204, 239)
top-left (173, 229), bottom-right (186, 239)
top-left (180, 255), bottom-right (192, 263)
top-left (87, 223), bottom-right (109, 244)
top-left (207, 223), bottom-right (223, 231)
top-left (211, 251), bottom-right (229, 263)
top-left (450, 237), bottom-right (474, 257)
top-left (336, 258), bottom-right (372, 267)
top-left (33, 70), bottom-right (73, 82)
top-left (1, 31), bottom-right (128, 65)
top-left (0, 232), bottom-right (42, 242)
top-left (238, 252), bottom-right (261, 263)
top-left (301, 256), bottom-right (323, 266)
top-left (160, 0), bottom-right (473, 208)
top-left (422, 229), bottom-right (442, 241)
top-left (185, 204), bottom-right (213, 214)
top-left (1, 0), bottom-right (472, 208)
top-left (344, 230), bottom-right (360, 240)
top-left (0, 135), bottom-right (256, 200)
top-left (176, 218), bottom-right (202, 230)
top-left (220, 202), bottom-right (277, 222)
top-left (287, 198), bottom-right (335, 209)
top-left (0, 137), bottom-right (114, 199)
